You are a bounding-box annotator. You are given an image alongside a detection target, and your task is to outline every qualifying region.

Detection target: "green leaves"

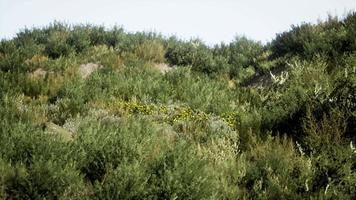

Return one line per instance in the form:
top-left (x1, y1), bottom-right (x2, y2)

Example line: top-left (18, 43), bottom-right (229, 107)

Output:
top-left (0, 14), bottom-right (355, 199)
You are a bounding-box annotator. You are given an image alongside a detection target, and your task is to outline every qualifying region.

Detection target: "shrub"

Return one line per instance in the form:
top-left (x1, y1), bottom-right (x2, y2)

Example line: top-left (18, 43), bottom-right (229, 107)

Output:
top-left (0, 41), bottom-right (45, 72)
top-left (302, 109), bottom-right (356, 199)
top-left (1, 18), bottom-right (355, 199)
top-left (147, 142), bottom-right (218, 199)
top-left (135, 40), bottom-right (166, 63)
top-left (80, 45), bottom-right (123, 69)
top-left (67, 26), bottom-right (91, 53)
top-left (45, 31), bottom-right (74, 59)
top-left (92, 161), bottom-right (148, 199)
top-left (238, 135), bottom-right (312, 199)
top-left (270, 12), bottom-right (356, 62)
top-left (165, 40), bottom-right (201, 66)
top-left (166, 40), bottom-right (230, 76)
top-left (0, 159), bottom-right (87, 199)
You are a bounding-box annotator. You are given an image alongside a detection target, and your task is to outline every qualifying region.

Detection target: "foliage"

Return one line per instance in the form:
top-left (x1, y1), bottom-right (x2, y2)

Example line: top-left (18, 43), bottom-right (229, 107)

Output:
top-left (0, 13), bottom-right (355, 199)
top-left (135, 40), bottom-right (166, 63)
top-left (270, 12), bottom-right (356, 63)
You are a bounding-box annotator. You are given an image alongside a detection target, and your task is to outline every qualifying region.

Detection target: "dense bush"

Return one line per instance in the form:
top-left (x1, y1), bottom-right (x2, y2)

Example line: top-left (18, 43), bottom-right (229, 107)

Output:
top-left (270, 12), bottom-right (356, 62)
top-left (214, 36), bottom-right (264, 76)
top-left (0, 13), bottom-right (355, 199)
top-left (134, 40), bottom-right (166, 63)
top-left (165, 40), bottom-right (230, 76)
top-left (238, 136), bottom-right (312, 199)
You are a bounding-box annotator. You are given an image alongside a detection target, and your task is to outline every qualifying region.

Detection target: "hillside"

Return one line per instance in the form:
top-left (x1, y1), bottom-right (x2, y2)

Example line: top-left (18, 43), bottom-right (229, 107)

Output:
top-left (0, 13), bottom-right (355, 199)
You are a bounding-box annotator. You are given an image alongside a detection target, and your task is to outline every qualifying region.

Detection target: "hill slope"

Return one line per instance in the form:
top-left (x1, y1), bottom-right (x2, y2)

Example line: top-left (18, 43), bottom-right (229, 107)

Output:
top-left (0, 13), bottom-right (355, 199)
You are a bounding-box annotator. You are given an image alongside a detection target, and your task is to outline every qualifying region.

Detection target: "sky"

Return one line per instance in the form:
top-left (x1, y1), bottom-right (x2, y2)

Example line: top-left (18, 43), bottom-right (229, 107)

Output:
top-left (0, 0), bottom-right (355, 44)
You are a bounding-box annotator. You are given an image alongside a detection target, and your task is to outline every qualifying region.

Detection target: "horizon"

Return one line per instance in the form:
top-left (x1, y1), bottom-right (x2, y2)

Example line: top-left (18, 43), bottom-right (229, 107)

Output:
top-left (1, 0), bottom-right (355, 44)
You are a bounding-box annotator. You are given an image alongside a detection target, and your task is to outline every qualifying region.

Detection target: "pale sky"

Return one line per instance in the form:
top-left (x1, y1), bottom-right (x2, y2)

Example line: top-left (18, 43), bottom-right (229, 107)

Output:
top-left (0, 0), bottom-right (355, 44)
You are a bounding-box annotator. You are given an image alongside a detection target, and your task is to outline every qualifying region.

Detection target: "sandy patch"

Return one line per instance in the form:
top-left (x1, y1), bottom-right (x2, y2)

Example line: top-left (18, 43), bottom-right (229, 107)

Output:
top-left (30, 68), bottom-right (47, 79)
top-left (79, 63), bottom-right (103, 79)
top-left (152, 63), bottom-right (174, 74)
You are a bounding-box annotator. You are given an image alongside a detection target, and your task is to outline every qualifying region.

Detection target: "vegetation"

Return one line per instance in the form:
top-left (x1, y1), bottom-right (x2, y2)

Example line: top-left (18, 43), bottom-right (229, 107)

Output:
top-left (0, 12), bottom-right (355, 199)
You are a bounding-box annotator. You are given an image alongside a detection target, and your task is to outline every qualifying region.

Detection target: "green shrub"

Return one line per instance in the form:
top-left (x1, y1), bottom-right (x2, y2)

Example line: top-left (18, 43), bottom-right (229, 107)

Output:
top-left (135, 40), bottom-right (166, 63)
top-left (0, 41), bottom-right (45, 72)
top-left (68, 26), bottom-right (91, 53)
top-left (302, 109), bottom-right (356, 199)
top-left (92, 161), bottom-right (148, 199)
top-left (270, 12), bottom-right (356, 62)
top-left (0, 159), bottom-right (87, 199)
top-left (147, 142), bottom-right (218, 199)
top-left (45, 31), bottom-right (74, 59)
top-left (1, 18), bottom-right (355, 199)
top-left (80, 45), bottom-right (123, 69)
top-left (238, 135), bottom-right (312, 199)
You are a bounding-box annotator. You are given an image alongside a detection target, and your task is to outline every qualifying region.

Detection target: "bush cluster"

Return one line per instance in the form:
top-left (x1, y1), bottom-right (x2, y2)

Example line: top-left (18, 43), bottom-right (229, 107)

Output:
top-left (0, 12), bottom-right (355, 199)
